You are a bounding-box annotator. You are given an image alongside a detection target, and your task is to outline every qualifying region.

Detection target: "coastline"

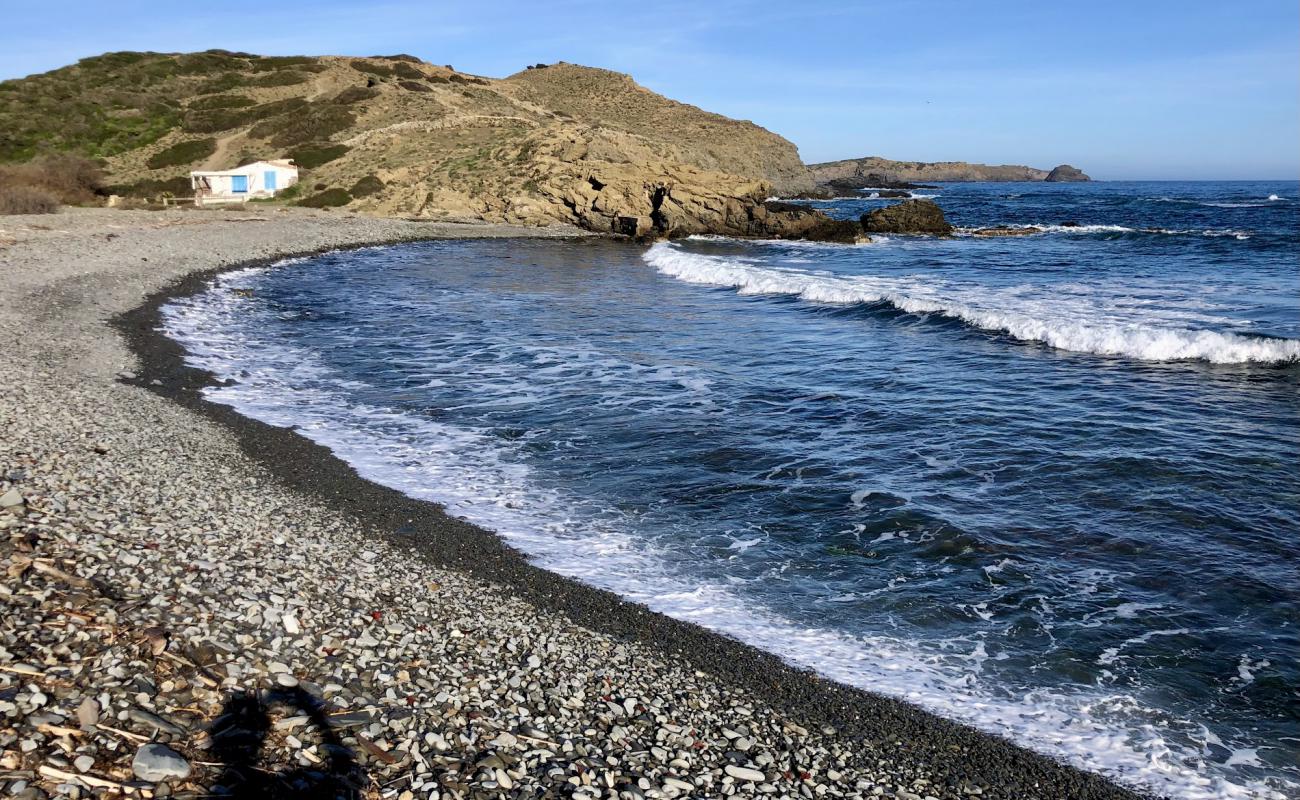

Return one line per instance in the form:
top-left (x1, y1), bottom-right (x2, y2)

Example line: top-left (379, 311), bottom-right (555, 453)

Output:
top-left (1, 207), bottom-right (1146, 799)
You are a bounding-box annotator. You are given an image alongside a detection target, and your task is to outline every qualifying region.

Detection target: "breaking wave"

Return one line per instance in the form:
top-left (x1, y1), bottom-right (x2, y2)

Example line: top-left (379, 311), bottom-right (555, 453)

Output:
top-left (644, 242), bottom-right (1300, 364)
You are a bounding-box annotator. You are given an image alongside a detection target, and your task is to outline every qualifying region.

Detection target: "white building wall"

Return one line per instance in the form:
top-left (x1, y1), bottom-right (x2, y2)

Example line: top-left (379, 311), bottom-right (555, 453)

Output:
top-left (192, 161), bottom-right (300, 204)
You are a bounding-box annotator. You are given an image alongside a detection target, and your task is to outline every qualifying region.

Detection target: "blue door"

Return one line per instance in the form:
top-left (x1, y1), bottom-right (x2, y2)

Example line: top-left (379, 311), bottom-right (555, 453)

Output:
top-left (264, 171), bottom-right (277, 191)
top-left (231, 174), bottom-right (248, 193)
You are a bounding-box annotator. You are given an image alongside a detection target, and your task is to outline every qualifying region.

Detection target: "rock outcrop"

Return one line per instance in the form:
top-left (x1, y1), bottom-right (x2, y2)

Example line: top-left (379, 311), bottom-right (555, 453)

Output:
top-left (807, 156), bottom-right (1090, 185)
top-left (1044, 164), bottom-right (1091, 182)
top-left (861, 199), bottom-right (953, 235)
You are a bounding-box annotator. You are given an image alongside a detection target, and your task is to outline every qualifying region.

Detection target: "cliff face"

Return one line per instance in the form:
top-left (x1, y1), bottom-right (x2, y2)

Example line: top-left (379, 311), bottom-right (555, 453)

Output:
top-left (807, 156), bottom-right (1088, 184)
top-left (0, 52), bottom-right (817, 235)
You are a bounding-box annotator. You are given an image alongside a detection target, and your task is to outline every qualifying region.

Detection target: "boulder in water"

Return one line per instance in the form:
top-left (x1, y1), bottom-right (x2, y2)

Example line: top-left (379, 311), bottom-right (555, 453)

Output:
top-left (861, 199), bottom-right (953, 235)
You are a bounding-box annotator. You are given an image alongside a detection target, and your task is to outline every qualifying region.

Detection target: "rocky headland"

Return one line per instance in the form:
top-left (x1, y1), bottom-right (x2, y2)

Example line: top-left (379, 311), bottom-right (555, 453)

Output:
top-left (1, 52), bottom-right (1096, 242)
top-left (806, 156), bottom-right (1091, 189)
top-left (0, 53), bottom-right (849, 240)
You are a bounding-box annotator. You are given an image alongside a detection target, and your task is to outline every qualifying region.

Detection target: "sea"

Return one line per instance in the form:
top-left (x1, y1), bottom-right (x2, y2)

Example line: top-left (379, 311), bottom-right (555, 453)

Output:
top-left (162, 181), bottom-right (1299, 799)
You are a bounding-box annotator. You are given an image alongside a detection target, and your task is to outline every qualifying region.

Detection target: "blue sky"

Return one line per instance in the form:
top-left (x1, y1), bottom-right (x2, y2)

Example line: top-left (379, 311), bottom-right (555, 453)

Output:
top-left (3, 1), bottom-right (1297, 179)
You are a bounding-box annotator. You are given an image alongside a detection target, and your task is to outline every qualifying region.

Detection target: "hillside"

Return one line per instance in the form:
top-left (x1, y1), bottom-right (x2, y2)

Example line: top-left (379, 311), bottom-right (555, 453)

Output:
top-left (808, 156), bottom-right (1090, 184)
top-left (0, 51), bottom-right (820, 236)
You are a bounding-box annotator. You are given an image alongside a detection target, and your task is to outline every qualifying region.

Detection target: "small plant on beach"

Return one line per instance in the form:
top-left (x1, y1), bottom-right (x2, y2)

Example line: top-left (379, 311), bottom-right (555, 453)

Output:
top-left (0, 153), bottom-right (106, 213)
top-left (110, 174), bottom-right (191, 199)
top-left (297, 187), bottom-right (352, 208)
top-left (0, 184), bottom-right (60, 214)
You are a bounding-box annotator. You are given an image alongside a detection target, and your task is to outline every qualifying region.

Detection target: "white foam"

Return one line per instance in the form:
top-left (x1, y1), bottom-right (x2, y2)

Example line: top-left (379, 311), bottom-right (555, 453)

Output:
top-left (643, 242), bottom-right (1300, 364)
top-left (160, 261), bottom-right (1298, 800)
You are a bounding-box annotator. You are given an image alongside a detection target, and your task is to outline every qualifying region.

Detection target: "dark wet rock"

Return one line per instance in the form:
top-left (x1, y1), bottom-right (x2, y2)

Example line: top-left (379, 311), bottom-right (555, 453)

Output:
top-left (756, 202), bottom-right (869, 243)
top-left (1045, 164), bottom-right (1091, 182)
top-left (861, 199), bottom-right (953, 235)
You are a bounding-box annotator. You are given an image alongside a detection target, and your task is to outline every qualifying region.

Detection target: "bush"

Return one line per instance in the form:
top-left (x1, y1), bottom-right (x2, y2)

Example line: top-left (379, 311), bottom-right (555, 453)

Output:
top-left (0, 184), bottom-right (59, 214)
top-left (188, 94), bottom-right (254, 110)
top-left (392, 63), bottom-right (425, 80)
top-left (110, 174), bottom-right (192, 199)
top-left (398, 80), bottom-right (432, 93)
top-left (183, 97), bottom-right (307, 134)
top-left (350, 174), bottom-right (384, 197)
top-left (249, 104), bottom-right (354, 148)
top-left (350, 60), bottom-right (393, 77)
top-left (146, 138), bottom-right (216, 169)
top-left (288, 142), bottom-right (349, 168)
top-left (298, 187), bottom-right (351, 208)
top-left (247, 55), bottom-right (318, 71)
top-left (0, 154), bottom-right (105, 209)
top-left (248, 70), bottom-right (310, 87)
top-left (332, 86), bottom-right (379, 105)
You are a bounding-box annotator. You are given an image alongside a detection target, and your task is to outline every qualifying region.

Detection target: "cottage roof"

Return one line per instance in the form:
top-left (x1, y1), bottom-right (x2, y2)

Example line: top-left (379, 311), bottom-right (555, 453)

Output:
top-left (190, 159), bottom-right (297, 177)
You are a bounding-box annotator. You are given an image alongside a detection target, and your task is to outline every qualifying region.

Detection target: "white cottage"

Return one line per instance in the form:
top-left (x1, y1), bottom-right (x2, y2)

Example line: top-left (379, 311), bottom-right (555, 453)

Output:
top-left (190, 159), bottom-right (299, 205)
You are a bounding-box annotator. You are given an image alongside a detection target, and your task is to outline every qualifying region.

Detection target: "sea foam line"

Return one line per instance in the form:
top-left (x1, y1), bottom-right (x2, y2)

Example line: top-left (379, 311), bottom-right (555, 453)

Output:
top-left (643, 242), bottom-right (1299, 365)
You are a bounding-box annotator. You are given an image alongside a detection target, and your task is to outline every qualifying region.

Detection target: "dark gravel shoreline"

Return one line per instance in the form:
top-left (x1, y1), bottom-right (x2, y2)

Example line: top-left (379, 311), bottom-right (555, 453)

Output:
top-left (113, 237), bottom-right (1149, 800)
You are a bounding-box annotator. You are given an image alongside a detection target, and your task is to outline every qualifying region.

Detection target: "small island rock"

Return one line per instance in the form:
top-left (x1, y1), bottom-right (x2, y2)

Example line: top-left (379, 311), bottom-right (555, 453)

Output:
top-left (861, 199), bottom-right (953, 235)
top-left (1045, 164), bottom-right (1091, 182)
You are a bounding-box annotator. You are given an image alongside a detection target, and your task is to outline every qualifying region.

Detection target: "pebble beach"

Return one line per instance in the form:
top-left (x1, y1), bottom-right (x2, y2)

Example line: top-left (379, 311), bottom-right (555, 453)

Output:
top-left (0, 207), bottom-right (1145, 800)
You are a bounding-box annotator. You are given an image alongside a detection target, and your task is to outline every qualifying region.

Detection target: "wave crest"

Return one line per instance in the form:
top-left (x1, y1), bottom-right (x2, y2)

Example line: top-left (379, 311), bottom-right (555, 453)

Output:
top-left (644, 243), bottom-right (1300, 365)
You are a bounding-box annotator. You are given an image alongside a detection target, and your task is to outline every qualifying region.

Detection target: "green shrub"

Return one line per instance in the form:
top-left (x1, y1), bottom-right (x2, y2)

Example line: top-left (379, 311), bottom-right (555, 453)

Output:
top-left (195, 73), bottom-right (246, 94)
top-left (373, 54), bottom-right (422, 63)
top-left (298, 187), bottom-right (351, 207)
top-left (183, 96), bottom-right (307, 134)
top-left (175, 52), bottom-right (251, 75)
top-left (350, 60), bottom-right (393, 77)
top-left (398, 80), bottom-right (432, 93)
top-left (248, 70), bottom-right (310, 87)
top-left (288, 142), bottom-right (349, 168)
top-left (247, 55), bottom-right (317, 71)
top-left (188, 94), bottom-right (255, 110)
top-left (333, 86), bottom-right (379, 104)
top-left (181, 107), bottom-right (247, 133)
top-left (349, 174), bottom-right (385, 197)
top-left (110, 175), bottom-right (192, 198)
top-left (250, 104), bottom-right (354, 148)
top-left (146, 137), bottom-right (216, 169)
top-left (392, 63), bottom-right (425, 80)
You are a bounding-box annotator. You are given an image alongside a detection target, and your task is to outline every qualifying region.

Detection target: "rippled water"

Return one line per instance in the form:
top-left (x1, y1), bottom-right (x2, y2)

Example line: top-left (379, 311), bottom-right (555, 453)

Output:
top-left (163, 182), bottom-right (1299, 799)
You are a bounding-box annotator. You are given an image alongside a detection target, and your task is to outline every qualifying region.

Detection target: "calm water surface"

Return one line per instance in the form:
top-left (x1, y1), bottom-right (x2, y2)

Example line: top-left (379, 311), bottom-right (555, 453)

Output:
top-left (164, 181), bottom-right (1299, 799)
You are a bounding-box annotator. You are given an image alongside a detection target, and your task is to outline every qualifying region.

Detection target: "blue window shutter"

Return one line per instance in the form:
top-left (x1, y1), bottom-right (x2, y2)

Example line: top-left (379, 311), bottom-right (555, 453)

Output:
top-left (264, 170), bottom-right (277, 191)
top-left (231, 175), bottom-right (248, 193)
